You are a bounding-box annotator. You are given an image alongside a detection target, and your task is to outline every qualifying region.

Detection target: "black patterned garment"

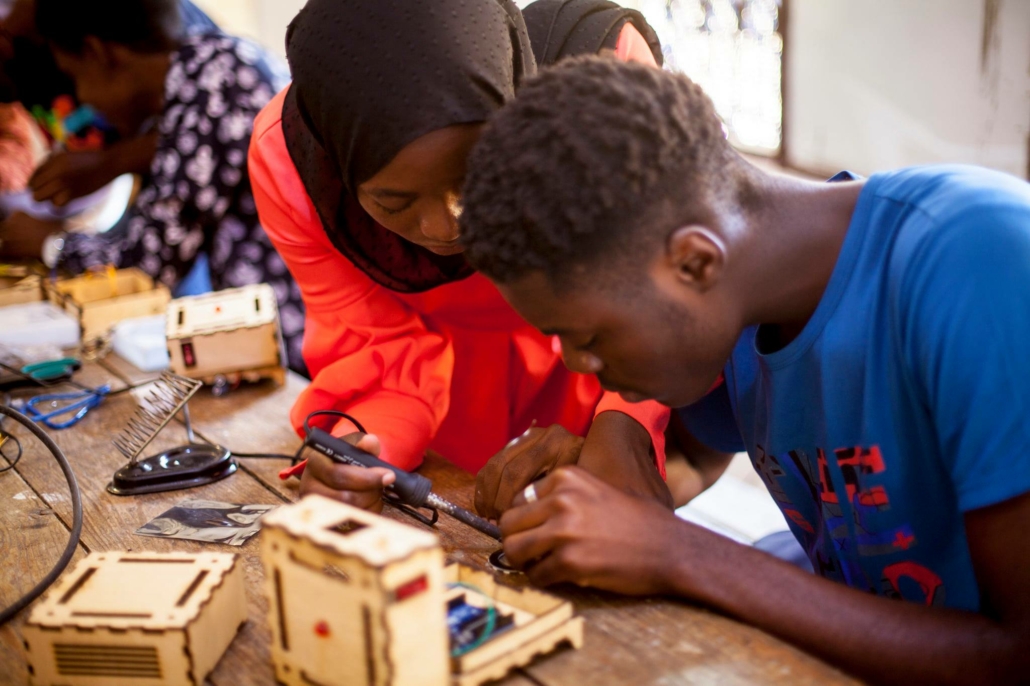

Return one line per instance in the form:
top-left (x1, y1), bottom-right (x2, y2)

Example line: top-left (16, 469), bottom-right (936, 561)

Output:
top-left (61, 34), bottom-right (306, 374)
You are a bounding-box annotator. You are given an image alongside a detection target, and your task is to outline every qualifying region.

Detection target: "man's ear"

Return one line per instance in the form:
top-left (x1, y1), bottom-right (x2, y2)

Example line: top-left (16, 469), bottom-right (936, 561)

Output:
top-left (666, 225), bottom-right (727, 292)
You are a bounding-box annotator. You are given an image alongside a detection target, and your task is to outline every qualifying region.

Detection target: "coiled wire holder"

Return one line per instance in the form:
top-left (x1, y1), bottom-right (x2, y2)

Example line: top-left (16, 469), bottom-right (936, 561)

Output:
top-left (107, 372), bottom-right (236, 496)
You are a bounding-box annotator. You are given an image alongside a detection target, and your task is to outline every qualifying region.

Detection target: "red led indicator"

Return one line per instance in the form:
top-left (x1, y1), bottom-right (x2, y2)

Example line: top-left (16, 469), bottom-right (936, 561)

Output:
top-left (314, 620), bottom-right (330, 637)
top-left (181, 342), bottom-right (196, 368)
top-left (395, 575), bottom-right (428, 602)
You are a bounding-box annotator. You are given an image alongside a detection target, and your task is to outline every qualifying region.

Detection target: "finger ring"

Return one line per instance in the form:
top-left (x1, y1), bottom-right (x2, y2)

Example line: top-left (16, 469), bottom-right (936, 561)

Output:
top-left (523, 483), bottom-right (538, 504)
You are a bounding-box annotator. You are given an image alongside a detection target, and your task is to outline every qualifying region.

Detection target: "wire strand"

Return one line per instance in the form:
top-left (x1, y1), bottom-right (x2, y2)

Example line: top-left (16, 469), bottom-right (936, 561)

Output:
top-left (0, 404), bottom-right (83, 625)
top-left (303, 410), bottom-right (368, 436)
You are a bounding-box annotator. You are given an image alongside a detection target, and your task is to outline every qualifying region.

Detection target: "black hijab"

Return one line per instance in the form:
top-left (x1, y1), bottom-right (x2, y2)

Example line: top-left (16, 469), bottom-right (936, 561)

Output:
top-left (523, 0), bottom-right (663, 67)
top-left (282, 0), bottom-right (657, 293)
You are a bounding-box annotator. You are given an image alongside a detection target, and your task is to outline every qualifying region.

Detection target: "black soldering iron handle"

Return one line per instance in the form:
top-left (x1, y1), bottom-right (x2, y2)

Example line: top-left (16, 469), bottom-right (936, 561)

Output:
top-left (306, 427), bottom-right (433, 508)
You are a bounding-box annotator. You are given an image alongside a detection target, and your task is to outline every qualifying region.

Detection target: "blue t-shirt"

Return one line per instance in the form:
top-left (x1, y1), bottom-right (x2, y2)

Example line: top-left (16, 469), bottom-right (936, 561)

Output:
top-left (679, 165), bottom-right (1030, 611)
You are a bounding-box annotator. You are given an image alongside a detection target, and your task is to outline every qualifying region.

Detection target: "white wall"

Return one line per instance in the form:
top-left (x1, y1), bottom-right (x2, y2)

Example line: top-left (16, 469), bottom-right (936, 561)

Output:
top-left (191, 0), bottom-right (303, 58)
top-left (785, 0), bottom-right (1030, 179)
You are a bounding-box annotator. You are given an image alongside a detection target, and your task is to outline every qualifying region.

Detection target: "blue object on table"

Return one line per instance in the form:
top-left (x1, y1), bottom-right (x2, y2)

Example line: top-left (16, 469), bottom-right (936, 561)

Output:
top-left (24, 385), bottom-right (110, 430)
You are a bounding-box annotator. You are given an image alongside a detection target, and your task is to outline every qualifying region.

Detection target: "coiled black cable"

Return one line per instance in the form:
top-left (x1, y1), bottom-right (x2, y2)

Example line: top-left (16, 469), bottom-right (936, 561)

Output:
top-left (0, 404), bottom-right (83, 625)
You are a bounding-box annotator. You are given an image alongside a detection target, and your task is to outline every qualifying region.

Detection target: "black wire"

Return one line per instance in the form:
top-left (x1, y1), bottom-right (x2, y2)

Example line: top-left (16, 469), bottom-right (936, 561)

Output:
top-left (0, 431), bottom-right (22, 473)
top-left (0, 404), bottom-right (83, 625)
top-left (270, 410), bottom-right (367, 467)
top-left (303, 410), bottom-right (367, 436)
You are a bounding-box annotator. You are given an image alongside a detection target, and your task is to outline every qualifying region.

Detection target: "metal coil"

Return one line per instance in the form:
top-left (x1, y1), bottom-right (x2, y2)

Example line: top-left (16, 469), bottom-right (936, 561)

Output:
top-left (112, 372), bottom-right (202, 464)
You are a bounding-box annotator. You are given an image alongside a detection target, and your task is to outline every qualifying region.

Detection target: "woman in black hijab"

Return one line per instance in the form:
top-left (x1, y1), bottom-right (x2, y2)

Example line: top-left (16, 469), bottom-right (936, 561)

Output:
top-left (248, 0), bottom-right (669, 516)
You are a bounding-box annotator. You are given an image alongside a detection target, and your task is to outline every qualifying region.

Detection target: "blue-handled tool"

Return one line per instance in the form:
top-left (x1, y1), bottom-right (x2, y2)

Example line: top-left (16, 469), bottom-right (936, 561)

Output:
top-left (24, 385), bottom-right (110, 430)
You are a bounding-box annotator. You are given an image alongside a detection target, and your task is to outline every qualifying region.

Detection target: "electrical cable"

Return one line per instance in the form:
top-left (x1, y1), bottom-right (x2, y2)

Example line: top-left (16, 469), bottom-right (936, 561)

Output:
top-left (0, 431), bottom-right (22, 473)
top-left (0, 404), bottom-right (83, 626)
top-left (303, 410), bottom-right (367, 436)
top-left (233, 411), bottom-right (368, 463)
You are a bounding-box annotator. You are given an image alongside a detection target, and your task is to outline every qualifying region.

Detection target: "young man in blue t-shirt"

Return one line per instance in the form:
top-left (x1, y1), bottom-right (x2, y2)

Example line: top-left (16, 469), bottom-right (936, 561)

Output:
top-left (458, 57), bottom-right (1030, 683)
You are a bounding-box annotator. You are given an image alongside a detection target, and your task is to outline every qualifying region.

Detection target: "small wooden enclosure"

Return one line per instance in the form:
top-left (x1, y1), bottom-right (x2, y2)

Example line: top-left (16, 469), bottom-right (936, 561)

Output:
top-left (166, 284), bottom-right (286, 385)
top-left (261, 496), bottom-right (583, 686)
top-left (45, 268), bottom-right (170, 342)
top-left (262, 496), bottom-right (451, 686)
top-left (23, 551), bottom-right (246, 686)
top-left (0, 268), bottom-right (42, 307)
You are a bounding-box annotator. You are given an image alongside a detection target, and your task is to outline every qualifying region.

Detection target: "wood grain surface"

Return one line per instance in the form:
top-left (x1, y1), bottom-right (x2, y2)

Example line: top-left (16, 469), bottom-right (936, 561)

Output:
top-left (0, 358), bottom-right (858, 685)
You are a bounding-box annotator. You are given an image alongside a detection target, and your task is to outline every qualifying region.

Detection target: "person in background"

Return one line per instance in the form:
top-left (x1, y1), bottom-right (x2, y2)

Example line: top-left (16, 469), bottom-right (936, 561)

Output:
top-left (248, 0), bottom-right (689, 515)
top-left (0, 0), bottom-right (306, 373)
top-left (0, 0), bottom-right (216, 209)
top-left (459, 56), bottom-right (1030, 684)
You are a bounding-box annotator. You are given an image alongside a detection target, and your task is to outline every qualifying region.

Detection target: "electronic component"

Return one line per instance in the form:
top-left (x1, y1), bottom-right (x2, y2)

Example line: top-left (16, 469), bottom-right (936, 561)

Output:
top-left (260, 496), bottom-right (583, 686)
top-left (447, 592), bottom-right (515, 655)
top-left (166, 284), bottom-right (286, 385)
top-left (22, 551), bottom-right (246, 686)
top-left (108, 372), bottom-right (235, 496)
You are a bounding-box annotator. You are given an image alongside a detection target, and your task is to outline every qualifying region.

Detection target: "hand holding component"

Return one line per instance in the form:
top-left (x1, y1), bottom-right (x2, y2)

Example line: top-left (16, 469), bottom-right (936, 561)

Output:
top-left (500, 466), bottom-right (699, 595)
top-left (474, 424), bottom-right (583, 520)
top-left (300, 431), bottom-right (395, 513)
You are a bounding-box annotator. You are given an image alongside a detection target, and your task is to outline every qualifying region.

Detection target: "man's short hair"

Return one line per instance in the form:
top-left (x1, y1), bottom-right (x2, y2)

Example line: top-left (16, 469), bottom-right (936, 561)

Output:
top-left (37, 0), bottom-right (181, 54)
top-left (460, 55), bottom-right (749, 288)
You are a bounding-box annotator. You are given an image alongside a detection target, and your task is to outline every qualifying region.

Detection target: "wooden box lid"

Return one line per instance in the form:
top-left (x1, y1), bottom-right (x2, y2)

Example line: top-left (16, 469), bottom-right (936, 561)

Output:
top-left (166, 284), bottom-right (279, 338)
top-left (27, 551), bottom-right (239, 632)
top-left (262, 495), bottom-right (440, 568)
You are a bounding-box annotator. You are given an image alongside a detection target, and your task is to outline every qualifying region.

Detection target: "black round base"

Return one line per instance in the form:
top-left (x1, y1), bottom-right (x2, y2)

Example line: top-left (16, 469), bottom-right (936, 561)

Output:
top-left (107, 444), bottom-right (236, 496)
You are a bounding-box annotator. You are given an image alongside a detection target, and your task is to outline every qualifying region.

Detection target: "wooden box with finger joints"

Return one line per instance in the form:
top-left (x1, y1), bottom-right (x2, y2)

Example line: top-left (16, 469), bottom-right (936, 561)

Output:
top-left (166, 283), bottom-right (287, 386)
top-left (22, 551), bottom-right (247, 686)
top-left (260, 495), bottom-right (584, 686)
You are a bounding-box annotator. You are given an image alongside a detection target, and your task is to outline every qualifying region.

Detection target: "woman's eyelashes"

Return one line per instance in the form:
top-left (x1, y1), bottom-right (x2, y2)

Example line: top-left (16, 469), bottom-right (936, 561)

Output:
top-left (374, 200), bottom-right (413, 216)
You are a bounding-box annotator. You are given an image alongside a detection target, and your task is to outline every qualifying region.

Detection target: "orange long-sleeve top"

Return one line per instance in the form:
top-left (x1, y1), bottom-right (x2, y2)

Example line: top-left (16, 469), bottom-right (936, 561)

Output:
top-left (248, 25), bottom-right (668, 477)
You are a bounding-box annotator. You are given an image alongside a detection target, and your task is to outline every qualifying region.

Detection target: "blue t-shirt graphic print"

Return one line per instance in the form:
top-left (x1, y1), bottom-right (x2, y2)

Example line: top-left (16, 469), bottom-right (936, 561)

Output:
top-left (679, 165), bottom-right (1030, 611)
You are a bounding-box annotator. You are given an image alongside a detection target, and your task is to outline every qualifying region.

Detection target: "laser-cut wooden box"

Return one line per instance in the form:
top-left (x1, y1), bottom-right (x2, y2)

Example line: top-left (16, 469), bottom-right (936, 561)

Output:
top-left (166, 284), bottom-right (286, 386)
top-left (0, 271), bottom-right (42, 307)
top-left (261, 495), bottom-right (451, 686)
top-left (45, 268), bottom-right (171, 342)
top-left (22, 551), bottom-right (247, 686)
top-left (260, 496), bottom-right (583, 686)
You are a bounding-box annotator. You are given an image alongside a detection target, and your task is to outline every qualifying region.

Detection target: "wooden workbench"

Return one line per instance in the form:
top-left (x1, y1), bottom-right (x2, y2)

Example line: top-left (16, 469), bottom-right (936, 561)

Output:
top-left (0, 358), bottom-right (856, 685)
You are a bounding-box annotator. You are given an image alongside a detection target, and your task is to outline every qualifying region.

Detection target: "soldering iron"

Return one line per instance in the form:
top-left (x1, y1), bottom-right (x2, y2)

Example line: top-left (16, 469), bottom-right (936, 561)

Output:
top-left (304, 426), bottom-right (502, 541)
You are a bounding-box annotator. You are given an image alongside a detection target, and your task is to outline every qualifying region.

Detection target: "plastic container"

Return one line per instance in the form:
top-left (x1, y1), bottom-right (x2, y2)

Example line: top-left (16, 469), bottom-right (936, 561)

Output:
top-left (0, 302), bottom-right (80, 348)
top-left (112, 314), bottom-right (170, 372)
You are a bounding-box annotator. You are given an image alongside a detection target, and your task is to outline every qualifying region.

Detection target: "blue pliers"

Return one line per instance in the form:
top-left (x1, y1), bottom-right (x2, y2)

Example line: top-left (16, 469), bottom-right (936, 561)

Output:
top-left (23, 384), bottom-right (110, 430)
